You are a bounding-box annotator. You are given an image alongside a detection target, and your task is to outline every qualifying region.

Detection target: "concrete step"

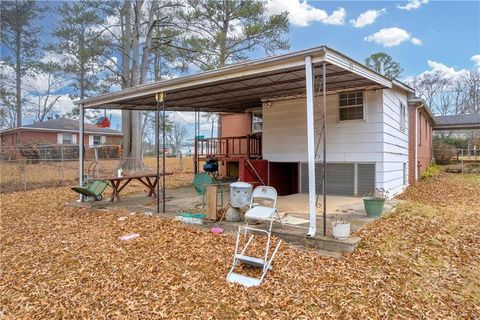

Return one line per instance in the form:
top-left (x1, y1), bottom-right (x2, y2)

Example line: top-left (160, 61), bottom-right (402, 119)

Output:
top-left (270, 227), bottom-right (361, 253)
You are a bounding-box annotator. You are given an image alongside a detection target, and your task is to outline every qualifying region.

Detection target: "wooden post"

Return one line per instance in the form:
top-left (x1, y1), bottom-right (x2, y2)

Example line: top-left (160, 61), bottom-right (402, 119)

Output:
top-left (246, 135), bottom-right (251, 159)
top-left (206, 184), bottom-right (218, 220)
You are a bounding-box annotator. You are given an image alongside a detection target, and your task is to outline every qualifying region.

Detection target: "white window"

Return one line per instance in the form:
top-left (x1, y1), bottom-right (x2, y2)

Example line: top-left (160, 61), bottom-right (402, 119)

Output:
top-left (62, 133), bottom-right (73, 144)
top-left (400, 101), bottom-right (406, 131)
top-left (339, 91), bottom-right (364, 121)
top-left (252, 111), bottom-right (263, 133)
top-left (93, 135), bottom-right (102, 146)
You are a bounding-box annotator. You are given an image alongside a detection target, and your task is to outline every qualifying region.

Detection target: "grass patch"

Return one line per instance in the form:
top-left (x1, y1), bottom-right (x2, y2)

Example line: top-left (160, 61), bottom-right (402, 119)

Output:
top-left (421, 163), bottom-right (440, 179)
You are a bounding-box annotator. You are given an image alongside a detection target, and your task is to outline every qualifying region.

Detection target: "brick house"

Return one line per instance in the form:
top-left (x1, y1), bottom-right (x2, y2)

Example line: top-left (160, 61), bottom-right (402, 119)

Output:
top-left (408, 99), bottom-right (434, 183)
top-left (0, 118), bottom-right (123, 146)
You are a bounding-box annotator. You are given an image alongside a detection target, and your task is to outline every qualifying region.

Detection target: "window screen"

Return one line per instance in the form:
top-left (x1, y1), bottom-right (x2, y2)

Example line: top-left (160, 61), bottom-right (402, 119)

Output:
top-left (252, 111), bottom-right (263, 133)
top-left (62, 133), bottom-right (72, 144)
top-left (339, 91), bottom-right (364, 121)
top-left (93, 135), bottom-right (101, 145)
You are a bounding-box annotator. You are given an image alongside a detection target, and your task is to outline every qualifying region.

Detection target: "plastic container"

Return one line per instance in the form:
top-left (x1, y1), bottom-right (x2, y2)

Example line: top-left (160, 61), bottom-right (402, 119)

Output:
top-left (230, 182), bottom-right (253, 208)
top-left (363, 197), bottom-right (385, 217)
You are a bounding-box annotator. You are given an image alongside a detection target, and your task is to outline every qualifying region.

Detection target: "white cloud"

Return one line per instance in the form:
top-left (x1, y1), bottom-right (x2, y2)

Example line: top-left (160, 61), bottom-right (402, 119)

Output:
top-left (411, 37), bottom-right (422, 45)
top-left (471, 54), bottom-right (480, 68)
top-left (349, 9), bottom-right (386, 28)
top-left (322, 7), bottom-right (346, 25)
top-left (364, 27), bottom-right (422, 47)
top-left (397, 0), bottom-right (429, 11)
top-left (424, 60), bottom-right (469, 80)
top-left (266, 0), bottom-right (346, 27)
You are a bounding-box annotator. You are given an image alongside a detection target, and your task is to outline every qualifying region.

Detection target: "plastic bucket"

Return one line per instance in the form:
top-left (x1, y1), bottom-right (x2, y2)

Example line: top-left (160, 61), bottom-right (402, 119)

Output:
top-left (363, 197), bottom-right (385, 217)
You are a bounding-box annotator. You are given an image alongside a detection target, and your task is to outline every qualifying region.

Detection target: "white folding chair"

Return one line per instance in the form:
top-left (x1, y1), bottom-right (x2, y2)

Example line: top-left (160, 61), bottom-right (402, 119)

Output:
top-left (226, 186), bottom-right (283, 287)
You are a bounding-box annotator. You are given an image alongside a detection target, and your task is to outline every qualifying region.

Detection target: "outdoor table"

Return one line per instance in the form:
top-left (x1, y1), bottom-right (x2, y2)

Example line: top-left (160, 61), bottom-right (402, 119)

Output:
top-left (104, 173), bottom-right (172, 202)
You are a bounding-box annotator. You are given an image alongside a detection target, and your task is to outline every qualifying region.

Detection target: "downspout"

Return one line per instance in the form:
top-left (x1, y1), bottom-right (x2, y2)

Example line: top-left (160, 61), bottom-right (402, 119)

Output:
top-left (415, 106), bottom-right (419, 181)
top-left (305, 56), bottom-right (316, 237)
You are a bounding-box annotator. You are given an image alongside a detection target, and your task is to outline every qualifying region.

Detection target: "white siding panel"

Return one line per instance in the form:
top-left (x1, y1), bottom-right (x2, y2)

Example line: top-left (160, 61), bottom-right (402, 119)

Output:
top-left (382, 88), bottom-right (409, 195)
top-left (262, 90), bottom-right (385, 163)
top-left (261, 87), bottom-right (410, 197)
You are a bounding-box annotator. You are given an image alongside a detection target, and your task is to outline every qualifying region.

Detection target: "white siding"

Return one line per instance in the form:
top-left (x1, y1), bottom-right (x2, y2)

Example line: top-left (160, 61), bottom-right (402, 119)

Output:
top-left (262, 90), bottom-right (384, 163)
top-left (262, 87), bottom-right (410, 196)
top-left (380, 88), bottom-right (409, 195)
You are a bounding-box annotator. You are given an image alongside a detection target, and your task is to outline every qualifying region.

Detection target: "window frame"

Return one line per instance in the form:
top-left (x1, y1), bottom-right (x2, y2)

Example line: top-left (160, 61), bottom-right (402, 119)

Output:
top-left (251, 110), bottom-right (263, 133)
top-left (62, 133), bottom-right (73, 145)
top-left (338, 91), bottom-right (365, 122)
top-left (93, 135), bottom-right (102, 146)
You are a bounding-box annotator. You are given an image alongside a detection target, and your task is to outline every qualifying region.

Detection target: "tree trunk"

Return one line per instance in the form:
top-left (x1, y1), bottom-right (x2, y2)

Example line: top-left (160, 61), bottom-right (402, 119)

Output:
top-left (15, 25), bottom-right (22, 127)
top-left (119, 0), bottom-right (149, 172)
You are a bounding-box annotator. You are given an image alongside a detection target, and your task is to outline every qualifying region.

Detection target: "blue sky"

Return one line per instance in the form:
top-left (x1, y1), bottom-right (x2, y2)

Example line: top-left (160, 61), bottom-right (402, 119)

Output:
top-left (266, 0), bottom-right (480, 79)
top-left (3, 0), bottom-right (479, 134)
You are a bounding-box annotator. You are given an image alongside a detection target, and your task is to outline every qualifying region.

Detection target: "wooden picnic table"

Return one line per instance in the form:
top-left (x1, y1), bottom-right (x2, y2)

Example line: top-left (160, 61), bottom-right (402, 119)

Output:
top-left (104, 173), bottom-right (172, 202)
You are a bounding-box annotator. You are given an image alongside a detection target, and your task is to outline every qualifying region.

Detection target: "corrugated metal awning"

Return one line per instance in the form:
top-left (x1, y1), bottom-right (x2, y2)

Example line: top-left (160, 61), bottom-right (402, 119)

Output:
top-left (76, 46), bottom-right (392, 112)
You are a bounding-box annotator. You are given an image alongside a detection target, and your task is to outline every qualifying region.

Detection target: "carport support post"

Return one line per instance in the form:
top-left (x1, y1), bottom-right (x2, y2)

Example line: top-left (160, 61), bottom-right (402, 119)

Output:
top-left (155, 94), bottom-right (160, 213)
top-left (322, 62), bottom-right (327, 237)
top-left (162, 97), bottom-right (166, 213)
top-left (79, 104), bottom-right (84, 201)
top-left (305, 56), bottom-right (316, 237)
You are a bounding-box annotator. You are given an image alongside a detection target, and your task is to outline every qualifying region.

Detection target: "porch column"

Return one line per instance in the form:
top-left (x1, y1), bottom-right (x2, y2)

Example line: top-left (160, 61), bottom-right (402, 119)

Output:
top-left (305, 56), bottom-right (316, 237)
top-left (162, 95), bottom-right (166, 213)
top-left (155, 93), bottom-right (160, 213)
top-left (322, 62), bottom-right (327, 237)
top-left (79, 104), bottom-right (85, 201)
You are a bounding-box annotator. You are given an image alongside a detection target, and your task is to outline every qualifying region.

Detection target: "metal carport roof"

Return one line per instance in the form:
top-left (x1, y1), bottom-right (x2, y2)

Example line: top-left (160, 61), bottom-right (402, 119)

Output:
top-left (76, 46), bottom-right (393, 112)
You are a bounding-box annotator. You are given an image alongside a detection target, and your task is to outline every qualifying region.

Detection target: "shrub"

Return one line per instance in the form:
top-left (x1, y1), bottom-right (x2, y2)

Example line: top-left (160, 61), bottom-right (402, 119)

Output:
top-left (421, 164), bottom-right (440, 179)
top-left (433, 144), bottom-right (457, 164)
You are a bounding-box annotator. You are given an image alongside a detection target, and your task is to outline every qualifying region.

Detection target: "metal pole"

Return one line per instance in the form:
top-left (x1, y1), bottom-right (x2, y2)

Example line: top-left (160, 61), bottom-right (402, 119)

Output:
top-left (461, 149), bottom-right (464, 174)
top-left (156, 95), bottom-right (160, 213)
top-left (305, 56), bottom-right (316, 237)
top-left (322, 62), bottom-right (327, 237)
top-left (61, 147), bottom-right (65, 183)
top-left (162, 98), bottom-right (166, 213)
top-left (79, 105), bottom-right (85, 201)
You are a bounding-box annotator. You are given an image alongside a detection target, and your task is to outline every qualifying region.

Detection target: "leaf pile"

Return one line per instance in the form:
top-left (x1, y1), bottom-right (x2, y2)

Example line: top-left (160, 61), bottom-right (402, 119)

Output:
top-left (1, 173), bottom-right (479, 318)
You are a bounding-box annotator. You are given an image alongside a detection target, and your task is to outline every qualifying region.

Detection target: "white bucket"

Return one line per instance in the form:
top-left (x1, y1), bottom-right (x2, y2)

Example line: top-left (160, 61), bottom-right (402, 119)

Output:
top-left (332, 222), bottom-right (351, 240)
top-left (230, 182), bottom-right (253, 208)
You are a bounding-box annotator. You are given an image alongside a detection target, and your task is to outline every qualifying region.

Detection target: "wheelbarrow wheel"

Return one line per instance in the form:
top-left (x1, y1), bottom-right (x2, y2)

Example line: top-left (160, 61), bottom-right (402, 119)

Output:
top-left (95, 195), bottom-right (103, 201)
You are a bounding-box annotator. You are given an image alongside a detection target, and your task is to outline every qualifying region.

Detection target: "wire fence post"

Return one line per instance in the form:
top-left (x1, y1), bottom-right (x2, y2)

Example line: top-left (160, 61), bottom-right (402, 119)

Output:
top-left (61, 147), bottom-right (65, 183)
top-left (461, 149), bottom-right (464, 174)
top-left (23, 159), bottom-right (27, 191)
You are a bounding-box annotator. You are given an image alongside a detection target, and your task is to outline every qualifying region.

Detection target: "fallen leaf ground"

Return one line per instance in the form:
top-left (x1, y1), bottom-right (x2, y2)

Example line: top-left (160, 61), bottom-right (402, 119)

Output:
top-left (1, 172), bottom-right (479, 319)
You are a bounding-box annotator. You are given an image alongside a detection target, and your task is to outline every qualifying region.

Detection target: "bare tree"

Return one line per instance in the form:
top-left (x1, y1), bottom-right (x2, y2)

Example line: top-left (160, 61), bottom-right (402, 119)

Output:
top-left (201, 112), bottom-right (218, 138)
top-left (408, 69), bottom-right (479, 116)
top-left (28, 62), bottom-right (65, 122)
top-left (167, 121), bottom-right (188, 155)
top-left (0, 63), bottom-right (19, 129)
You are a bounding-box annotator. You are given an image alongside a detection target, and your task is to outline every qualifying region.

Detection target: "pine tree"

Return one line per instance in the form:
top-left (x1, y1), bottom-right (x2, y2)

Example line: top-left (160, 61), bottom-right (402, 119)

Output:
top-left (0, 0), bottom-right (44, 127)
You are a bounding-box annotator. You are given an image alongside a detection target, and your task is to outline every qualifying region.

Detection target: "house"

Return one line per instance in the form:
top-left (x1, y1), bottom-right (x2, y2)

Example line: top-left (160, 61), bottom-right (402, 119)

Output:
top-left (76, 45), bottom-right (434, 236)
top-left (0, 117), bottom-right (123, 146)
top-left (408, 99), bottom-right (434, 182)
top-left (214, 78), bottom-right (434, 196)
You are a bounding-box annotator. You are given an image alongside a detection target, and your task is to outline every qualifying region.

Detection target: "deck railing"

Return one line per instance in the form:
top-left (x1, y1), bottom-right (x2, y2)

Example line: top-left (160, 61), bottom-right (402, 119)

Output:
top-left (195, 135), bottom-right (261, 160)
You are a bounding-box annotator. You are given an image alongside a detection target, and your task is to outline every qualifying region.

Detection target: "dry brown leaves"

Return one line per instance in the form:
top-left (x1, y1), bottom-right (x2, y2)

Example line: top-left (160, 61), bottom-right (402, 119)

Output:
top-left (1, 173), bottom-right (479, 319)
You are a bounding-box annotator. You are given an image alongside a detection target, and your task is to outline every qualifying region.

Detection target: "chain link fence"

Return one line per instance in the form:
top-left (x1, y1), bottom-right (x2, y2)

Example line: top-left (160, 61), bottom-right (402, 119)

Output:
top-left (0, 145), bottom-right (194, 193)
top-left (433, 148), bottom-right (480, 174)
